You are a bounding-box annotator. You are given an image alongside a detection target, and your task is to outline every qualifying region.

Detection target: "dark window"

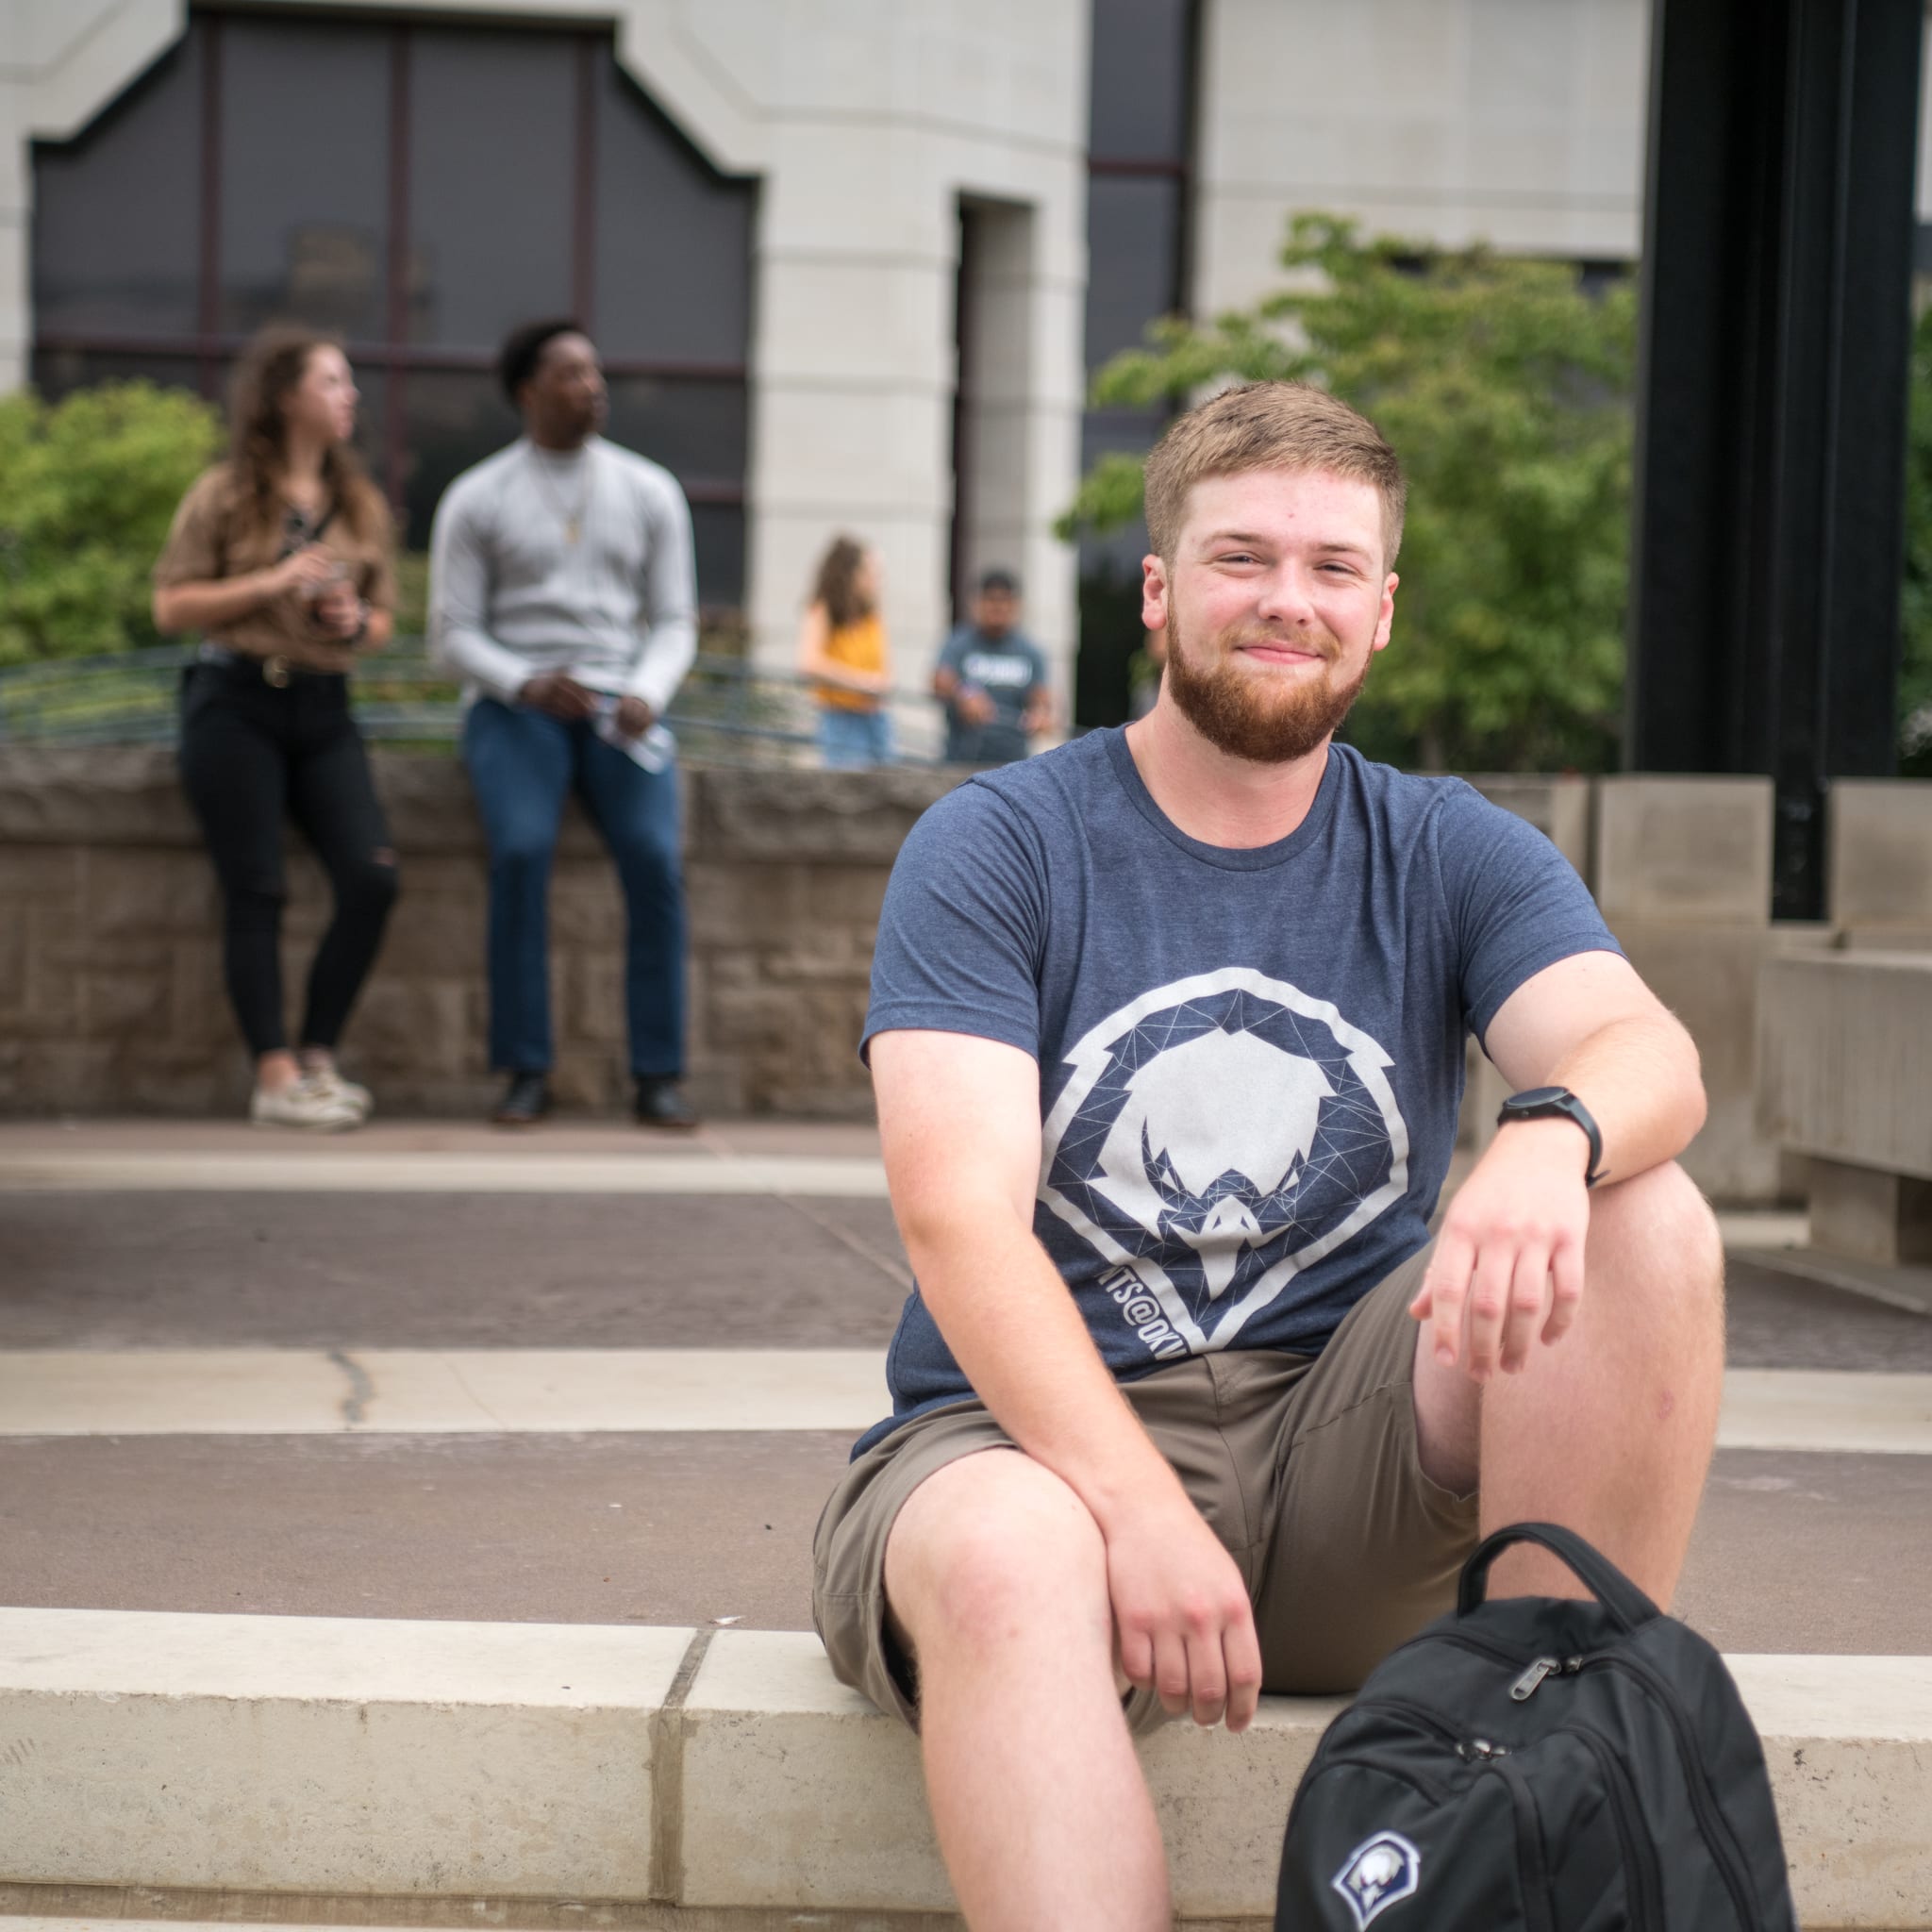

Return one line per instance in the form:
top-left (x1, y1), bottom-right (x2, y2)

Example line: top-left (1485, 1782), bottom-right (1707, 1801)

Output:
top-left (1085, 176), bottom-right (1185, 368)
top-left (1088, 0), bottom-right (1193, 164)
top-left (398, 369), bottom-right (522, 545)
top-left (31, 29), bottom-right (203, 339)
top-left (32, 346), bottom-right (204, 401)
top-left (407, 30), bottom-right (575, 349)
top-left (29, 7), bottom-right (756, 605)
top-left (218, 19), bottom-right (391, 340)
top-left (691, 504), bottom-right (748, 613)
top-left (603, 376), bottom-right (748, 490)
top-left (1077, 0), bottom-right (1199, 726)
top-left (593, 52), bottom-right (755, 363)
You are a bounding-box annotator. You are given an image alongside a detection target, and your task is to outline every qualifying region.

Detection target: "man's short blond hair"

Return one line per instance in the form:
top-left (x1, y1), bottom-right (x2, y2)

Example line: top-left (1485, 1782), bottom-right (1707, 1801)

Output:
top-left (1142, 381), bottom-right (1407, 569)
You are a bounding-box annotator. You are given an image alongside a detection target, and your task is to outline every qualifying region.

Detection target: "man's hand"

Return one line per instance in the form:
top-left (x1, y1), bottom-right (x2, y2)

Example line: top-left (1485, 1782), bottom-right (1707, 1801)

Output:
top-left (520, 670), bottom-right (598, 720)
top-left (955, 684), bottom-right (997, 727)
top-left (1106, 1488), bottom-right (1263, 1732)
top-left (1410, 1118), bottom-right (1591, 1382)
top-left (613, 694), bottom-right (654, 738)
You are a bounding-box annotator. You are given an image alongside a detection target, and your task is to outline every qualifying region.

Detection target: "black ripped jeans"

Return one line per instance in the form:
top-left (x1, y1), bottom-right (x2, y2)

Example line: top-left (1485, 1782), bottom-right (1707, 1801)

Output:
top-left (177, 661), bottom-right (399, 1058)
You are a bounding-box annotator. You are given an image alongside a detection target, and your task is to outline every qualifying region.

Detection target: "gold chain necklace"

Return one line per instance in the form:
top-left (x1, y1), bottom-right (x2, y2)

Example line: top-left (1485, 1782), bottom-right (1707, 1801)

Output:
top-left (526, 444), bottom-right (593, 546)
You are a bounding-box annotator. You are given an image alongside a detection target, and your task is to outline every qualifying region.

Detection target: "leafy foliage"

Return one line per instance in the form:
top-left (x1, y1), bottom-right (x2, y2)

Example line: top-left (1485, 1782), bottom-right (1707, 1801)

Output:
top-left (0, 382), bottom-right (223, 665)
top-left (1897, 304), bottom-right (1932, 775)
top-left (1059, 213), bottom-right (1637, 771)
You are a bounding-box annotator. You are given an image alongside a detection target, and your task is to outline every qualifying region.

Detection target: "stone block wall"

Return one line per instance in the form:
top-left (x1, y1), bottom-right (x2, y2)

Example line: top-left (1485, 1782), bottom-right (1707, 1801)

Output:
top-left (7, 747), bottom-right (1930, 1206)
top-left (0, 747), bottom-right (960, 1122)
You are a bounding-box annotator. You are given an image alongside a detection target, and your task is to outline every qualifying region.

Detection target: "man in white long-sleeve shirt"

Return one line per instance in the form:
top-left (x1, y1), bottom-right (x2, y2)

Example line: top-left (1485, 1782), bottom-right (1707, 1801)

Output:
top-left (430, 319), bottom-right (699, 1128)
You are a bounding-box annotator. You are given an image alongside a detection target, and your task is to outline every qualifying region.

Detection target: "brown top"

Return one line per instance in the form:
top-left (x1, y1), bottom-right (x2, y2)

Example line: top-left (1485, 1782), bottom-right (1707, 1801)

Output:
top-left (153, 463), bottom-right (398, 671)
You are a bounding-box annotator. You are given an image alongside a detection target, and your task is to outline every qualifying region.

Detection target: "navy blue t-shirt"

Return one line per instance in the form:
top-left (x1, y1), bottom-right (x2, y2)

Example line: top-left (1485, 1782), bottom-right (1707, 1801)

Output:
top-left (856, 728), bottom-right (1618, 1455)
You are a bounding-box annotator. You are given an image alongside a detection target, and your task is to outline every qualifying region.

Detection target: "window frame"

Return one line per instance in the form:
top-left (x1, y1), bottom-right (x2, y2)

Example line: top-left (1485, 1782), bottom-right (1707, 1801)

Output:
top-left (29, 7), bottom-right (753, 565)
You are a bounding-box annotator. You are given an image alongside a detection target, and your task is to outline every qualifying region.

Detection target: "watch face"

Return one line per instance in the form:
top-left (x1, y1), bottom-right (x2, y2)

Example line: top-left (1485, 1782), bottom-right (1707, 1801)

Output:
top-left (1508, 1086), bottom-right (1569, 1110)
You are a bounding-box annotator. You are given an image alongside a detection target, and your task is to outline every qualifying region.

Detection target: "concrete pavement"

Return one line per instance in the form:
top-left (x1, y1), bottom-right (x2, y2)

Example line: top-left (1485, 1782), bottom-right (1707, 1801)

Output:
top-left (4, 1119), bottom-right (1931, 1924)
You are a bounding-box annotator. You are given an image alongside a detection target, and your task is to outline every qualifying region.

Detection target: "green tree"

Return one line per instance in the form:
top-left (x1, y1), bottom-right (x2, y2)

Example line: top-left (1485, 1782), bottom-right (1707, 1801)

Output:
top-left (0, 381), bottom-right (223, 665)
top-left (1897, 303), bottom-right (1932, 776)
top-left (1059, 213), bottom-right (1637, 771)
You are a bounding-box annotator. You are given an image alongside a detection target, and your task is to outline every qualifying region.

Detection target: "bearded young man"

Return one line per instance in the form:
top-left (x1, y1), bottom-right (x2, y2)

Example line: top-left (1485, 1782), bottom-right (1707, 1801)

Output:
top-left (810, 382), bottom-right (1724, 1932)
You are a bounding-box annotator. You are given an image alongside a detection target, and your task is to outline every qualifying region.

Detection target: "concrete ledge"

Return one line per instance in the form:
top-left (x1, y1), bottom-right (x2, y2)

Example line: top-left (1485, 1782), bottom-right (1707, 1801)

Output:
top-left (0, 1610), bottom-right (691, 1898)
top-left (1759, 952), bottom-right (1932, 1183)
top-left (3, 1612), bottom-right (1929, 1926)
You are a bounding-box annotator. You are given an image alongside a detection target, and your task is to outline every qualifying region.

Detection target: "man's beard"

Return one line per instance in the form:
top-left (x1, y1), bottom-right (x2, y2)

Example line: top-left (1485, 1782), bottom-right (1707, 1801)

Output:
top-left (1163, 611), bottom-right (1368, 765)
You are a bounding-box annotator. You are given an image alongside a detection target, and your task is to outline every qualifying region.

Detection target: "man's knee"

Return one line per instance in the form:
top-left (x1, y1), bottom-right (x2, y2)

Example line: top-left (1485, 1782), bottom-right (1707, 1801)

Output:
top-left (1585, 1160), bottom-right (1725, 1383)
top-left (886, 1451), bottom-right (1110, 1662)
top-left (489, 824), bottom-right (558, 877)
top-left (1590, 1160), bottom-right (1723, 1291)
top-left (610, 828), bottom-right (681, 897)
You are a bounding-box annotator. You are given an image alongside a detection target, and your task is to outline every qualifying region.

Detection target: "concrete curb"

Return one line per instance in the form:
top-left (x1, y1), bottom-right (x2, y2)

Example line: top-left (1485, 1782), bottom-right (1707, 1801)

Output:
top-left (2, 1612), bottom-right (1927, 1927)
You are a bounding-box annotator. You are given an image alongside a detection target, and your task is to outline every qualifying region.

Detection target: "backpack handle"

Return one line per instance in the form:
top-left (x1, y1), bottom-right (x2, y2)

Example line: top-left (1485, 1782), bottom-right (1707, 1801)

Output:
top-left (1457, 1522), bottom-right (1661, 1631)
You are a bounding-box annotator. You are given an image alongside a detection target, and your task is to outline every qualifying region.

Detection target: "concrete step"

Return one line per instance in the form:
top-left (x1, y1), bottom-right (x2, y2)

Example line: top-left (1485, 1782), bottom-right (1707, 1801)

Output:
top-left (2, 1610), bottom-right (1926, 1928)
top-left (4, 1353), bottom-right (1929, 1451)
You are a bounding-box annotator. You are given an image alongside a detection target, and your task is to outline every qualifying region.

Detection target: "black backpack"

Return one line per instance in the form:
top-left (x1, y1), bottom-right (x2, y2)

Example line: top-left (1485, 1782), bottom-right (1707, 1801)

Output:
top-left (1274, 1523), bottom-right (1797, 1931)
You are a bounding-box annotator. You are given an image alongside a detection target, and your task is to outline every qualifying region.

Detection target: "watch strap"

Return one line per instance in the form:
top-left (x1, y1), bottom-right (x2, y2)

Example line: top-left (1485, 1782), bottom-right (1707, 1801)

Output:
top-left (1496, 1087), bottom-right (1607, 1187)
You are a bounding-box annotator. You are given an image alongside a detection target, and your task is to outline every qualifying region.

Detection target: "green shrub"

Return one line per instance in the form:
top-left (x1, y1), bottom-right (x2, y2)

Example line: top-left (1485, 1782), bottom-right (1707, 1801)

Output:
top-left (0, 381), bottom-right (223, 665)
top-left (1898, 305), bottom-right (1932, 775)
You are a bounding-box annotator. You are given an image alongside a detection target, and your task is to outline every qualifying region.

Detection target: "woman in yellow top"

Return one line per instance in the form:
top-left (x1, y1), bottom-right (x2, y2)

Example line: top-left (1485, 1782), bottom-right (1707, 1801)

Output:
top-left (796, 535), bottom-right (891, 768)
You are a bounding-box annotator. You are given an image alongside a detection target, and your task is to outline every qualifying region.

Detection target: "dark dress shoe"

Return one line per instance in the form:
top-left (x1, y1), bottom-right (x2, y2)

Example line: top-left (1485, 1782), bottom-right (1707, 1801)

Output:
top-left (634, 1075), bottom-right (699, 1130)
top-left (492, 1071), bottom-right (552, 1126)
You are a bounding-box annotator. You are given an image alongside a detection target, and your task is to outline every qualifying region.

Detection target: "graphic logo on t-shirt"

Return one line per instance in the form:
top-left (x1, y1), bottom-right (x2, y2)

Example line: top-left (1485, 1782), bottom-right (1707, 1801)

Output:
top-left (1038, 968), bottom-right (1409, 1360)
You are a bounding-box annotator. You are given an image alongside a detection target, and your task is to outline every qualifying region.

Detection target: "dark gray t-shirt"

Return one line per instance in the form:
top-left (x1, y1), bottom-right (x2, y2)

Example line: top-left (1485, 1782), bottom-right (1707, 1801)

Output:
top-left (938, 624), bottom-right (1048, 763)
top-left (856, 728), bottom-right (1618, 1454)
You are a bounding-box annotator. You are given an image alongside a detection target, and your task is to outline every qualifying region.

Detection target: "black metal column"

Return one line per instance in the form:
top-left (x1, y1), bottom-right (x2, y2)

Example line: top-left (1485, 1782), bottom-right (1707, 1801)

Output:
top-left (1626, 0), bottom-right (1923, 918)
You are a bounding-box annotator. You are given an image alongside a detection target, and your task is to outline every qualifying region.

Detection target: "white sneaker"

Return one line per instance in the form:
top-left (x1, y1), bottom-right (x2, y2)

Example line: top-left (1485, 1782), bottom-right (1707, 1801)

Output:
top-left (307, 1065), bottom-right (374, 1120)
top-left (250, 1073), bottom-right (363, 1131)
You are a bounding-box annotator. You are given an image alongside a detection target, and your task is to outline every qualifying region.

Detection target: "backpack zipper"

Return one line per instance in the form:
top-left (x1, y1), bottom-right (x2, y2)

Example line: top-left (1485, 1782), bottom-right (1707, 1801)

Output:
top-left (1574, 1722), bottom-right (1666, 1932)
top-left (1577, 1654), bottom-right (1758, 1928)
top-left (1407, 1633), bottom-right (1758, 1925)
top-left (1507, 1647), bottom-right (1757, 1926)
top-left (1511, 1654), bottom-right (1585, 1701)
top-left (1283, 1747), bottom-right (1449, 1842)
top-left (1493, 1757), bottom-right (1557, 1932)
top-left (1346, 1695), bottom-right (1473, 1749)
top-left (1300, 1752), bottom-right (1449, 1807)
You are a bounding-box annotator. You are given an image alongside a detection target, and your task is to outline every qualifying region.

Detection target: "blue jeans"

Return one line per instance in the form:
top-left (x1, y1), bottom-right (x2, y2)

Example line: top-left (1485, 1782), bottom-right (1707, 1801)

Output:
top-left (818, 707), bottom-right (892, 768)
top-left (462, 699), bottom-right (685, 1078)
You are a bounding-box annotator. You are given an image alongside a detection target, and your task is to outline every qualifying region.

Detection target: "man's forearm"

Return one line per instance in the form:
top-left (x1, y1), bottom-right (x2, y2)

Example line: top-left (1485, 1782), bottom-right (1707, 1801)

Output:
top-left (1538, 1013), bottom-right (1705, 1188)
top-left (433, 621), bottom-right (532, 702)
top-left (904, 1204), bottom-right (1186, 1532)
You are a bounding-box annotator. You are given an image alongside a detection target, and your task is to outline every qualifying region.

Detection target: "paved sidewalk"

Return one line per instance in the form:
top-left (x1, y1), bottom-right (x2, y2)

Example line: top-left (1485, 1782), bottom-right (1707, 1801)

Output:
top-left (2, 1120), bottom-right (1931, 1663)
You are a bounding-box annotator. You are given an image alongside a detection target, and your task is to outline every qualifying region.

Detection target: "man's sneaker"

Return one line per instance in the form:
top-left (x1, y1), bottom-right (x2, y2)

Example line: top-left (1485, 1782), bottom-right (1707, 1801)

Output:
top-left (634, 1075), bottom-right (699, 1130)
top-left (307, 1065), bottom-right (373, 1120)
top-left (250, 1073), bottom-right (363, 1132)
top-left (492, 1072), bottom-right (552, 1126)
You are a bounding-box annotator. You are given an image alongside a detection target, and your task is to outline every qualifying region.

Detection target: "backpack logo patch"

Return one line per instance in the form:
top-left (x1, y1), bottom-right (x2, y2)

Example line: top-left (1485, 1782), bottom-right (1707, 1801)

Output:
top-left (1331, 1830), bottom-right (1421, 1928)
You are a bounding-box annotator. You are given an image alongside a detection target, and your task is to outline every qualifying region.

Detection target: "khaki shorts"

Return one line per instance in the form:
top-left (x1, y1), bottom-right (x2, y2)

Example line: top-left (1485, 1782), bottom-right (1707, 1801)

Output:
top-left (811, 1241), bottom-right (1478, 1734)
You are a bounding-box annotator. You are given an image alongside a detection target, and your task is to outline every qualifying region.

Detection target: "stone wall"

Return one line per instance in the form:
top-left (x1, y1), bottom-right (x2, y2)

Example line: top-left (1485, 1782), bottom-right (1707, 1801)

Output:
top-left (0, 747), bottom-right (958, 1122)
top-left (8, 747), bottom-right (1931, 1207)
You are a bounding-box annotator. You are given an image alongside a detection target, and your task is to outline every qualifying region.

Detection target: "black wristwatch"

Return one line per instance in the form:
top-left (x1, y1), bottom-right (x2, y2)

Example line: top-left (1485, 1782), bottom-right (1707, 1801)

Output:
top-left (1496, 1086), bottom-right (1607, 1187)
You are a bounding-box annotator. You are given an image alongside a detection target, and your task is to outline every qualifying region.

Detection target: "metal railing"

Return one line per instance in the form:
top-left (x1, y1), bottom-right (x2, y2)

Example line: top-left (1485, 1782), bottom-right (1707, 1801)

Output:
top-left (0, 641), bottom-right (944, 767)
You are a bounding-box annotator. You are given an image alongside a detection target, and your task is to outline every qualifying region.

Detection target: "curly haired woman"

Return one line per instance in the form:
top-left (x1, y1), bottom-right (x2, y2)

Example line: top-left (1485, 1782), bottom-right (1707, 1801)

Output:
top-left (153, 325), bottom-right (400, 1129)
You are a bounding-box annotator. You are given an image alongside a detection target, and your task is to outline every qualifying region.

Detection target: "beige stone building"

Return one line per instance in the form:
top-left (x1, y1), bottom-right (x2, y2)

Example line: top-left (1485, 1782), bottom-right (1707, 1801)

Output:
top-left (2, 0), bottom-right (1927, 719)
